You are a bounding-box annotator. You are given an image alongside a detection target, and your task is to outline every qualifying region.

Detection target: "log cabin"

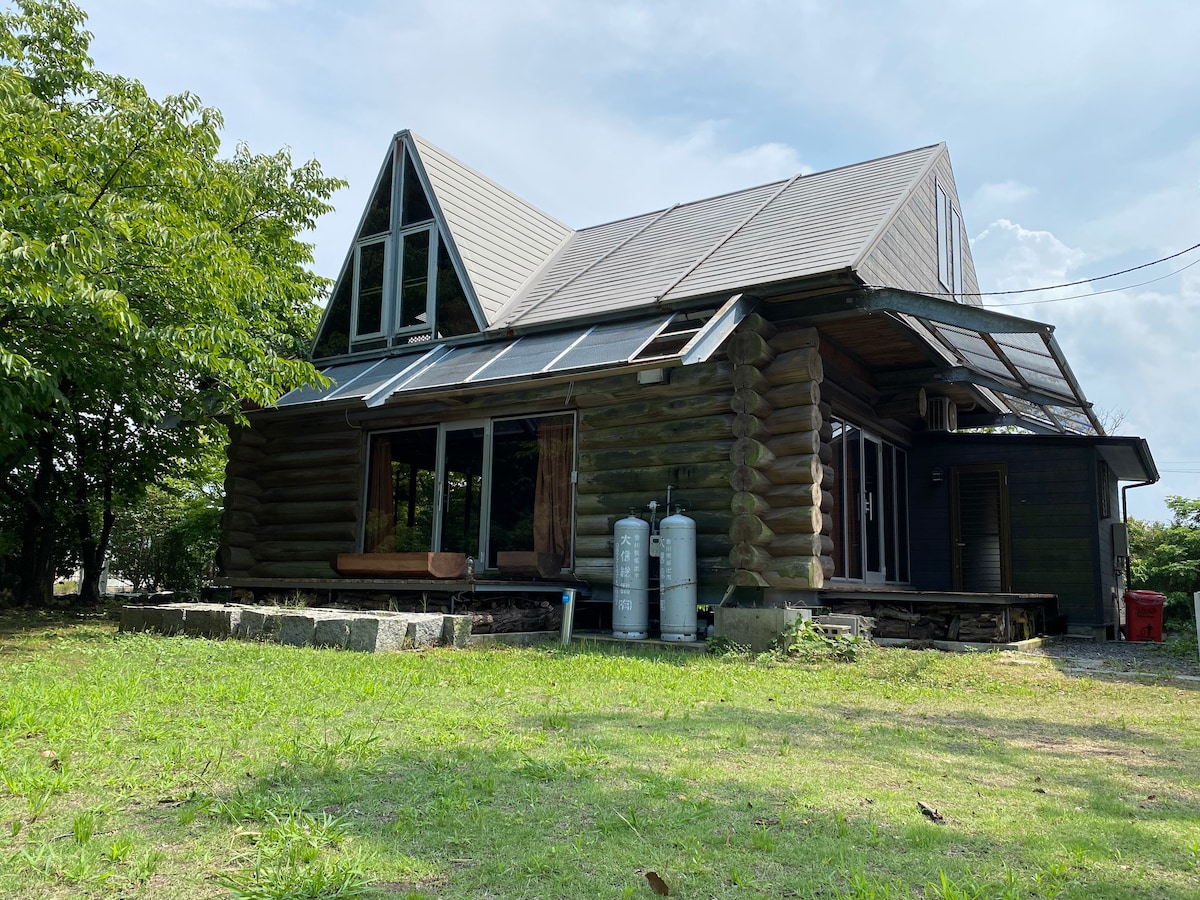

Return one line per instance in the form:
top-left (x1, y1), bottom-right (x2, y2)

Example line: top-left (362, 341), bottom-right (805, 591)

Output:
top-left (220, 131), bottom-right (1158, 641)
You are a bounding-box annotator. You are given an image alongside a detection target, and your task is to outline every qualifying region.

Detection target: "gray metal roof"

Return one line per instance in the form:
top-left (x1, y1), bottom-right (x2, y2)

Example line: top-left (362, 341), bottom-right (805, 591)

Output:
top-left (410, 133), bottom-right (573, 323)
top-left (493, 144), bottom-right (943, 330)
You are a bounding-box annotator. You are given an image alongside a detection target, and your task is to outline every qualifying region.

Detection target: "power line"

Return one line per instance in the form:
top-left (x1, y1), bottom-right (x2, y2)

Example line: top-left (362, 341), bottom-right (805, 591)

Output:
top-left (985, 256), bottom-right (1200, 308)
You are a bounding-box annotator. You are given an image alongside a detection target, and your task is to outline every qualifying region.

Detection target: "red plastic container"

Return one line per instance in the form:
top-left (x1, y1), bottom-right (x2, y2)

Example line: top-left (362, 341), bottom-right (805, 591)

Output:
top-left (1123, 590), bottom-right (1166, 642)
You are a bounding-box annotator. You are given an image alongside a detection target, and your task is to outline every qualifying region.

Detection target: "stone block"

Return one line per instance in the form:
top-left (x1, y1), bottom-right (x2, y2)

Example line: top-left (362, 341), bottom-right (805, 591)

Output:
top-left (235, 608), bottom-right (283, 640)
top-left (313, 616), bottom-right (352, 649)
top-left (119, 606), bottom-right (146, 632)
top-left (348, 615), bottom-right (409, 652)
top-left (714, 606), bottom-right (809, 652)
top-left (183, 605), bottom-right (234, 638)
top-left (278, 614), bottom-right (316, 647)
top-left (442, 615), bottom-right (472, 649)
top-left (159, 606), bottom-right (187, 636)
top-left (407, 614), bottom-right (443, 649)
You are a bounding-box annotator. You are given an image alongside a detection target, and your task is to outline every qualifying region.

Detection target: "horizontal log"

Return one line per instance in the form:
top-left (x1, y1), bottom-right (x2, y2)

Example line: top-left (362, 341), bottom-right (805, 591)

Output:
top-left (230, 425), bottom-right (268, 448)
top-left (729, 542), bottom-right (772, 572)
top-left (572, 557), bottom-right (730, 579)
top-left (578, 394), bottom-right (730, 429)
top-left (818, 442), bottom-right (833, 465)
top-left (735, 312), bottom-right (777, 340)
top-left (729, 569), bottom-right (770, 588)
top-left (763, 454), bottom-right (823, 486)
top-left (253, 501), bottom-right (358, 526)
top-left (730, 388), bottom-right (772, 417)
top-left (576, 487), bottom-right (731, 516)
top-left (764, 430), bottom-right (820, 457)
top-left (254, 541), bottom-right (356, 563)
top-left (575, 510), bottom-right (734, 538)
top-left (732, 413), bottom-right (770, 441)
top-left (247, 561), bottom-right (338, 579)
top-left (763, 481), bottom-right (824, 508)
top-left (223, 494), bottom-right (261, 515)
top-left (224, 476), bottom-right (263, 498)
top-left (763, 404), bottom-right (821, 436)
top-left (730, 437), bottom-right (775, 470)
top-left (821, 464), bottom-right (834, 490)
top-left (765, 379), bottom-right (820, 410)
top-left (726, 331), bottom-right (776, 367)
top-left (578, 439), bottom-right (733, 472)
top-left (570, 360), bottom-right (732, 408)
top-left (729, 465), bottom-right (772, 494)
top-left (224, 510), bottom-right (258, 533)
top-left (262, 447), bottom-right (361, 471)
top-left (580, 415), bottom-right (734, 449)
top-left (761, 505), bottom-right (822, 535)
top-left (770, 327), bottom-right (819, 353)
top-left (729, 514), bottom-right (775, 546)
top-left (336, 552), bottom-right (466, 578)
top-left (224, 530), bottom-right (258, 549)
top-left (256, 467), bottom-right (361, 490)
top-left (764, 348), bottom-right (823, 386)
top-left (220, 546), bottom-right (256, 574)
top-left (731, 364), bottom-right (770, 392)
top-left (575, 533), bottom-right (729, 559)
top-left (578, 461), bottom-right (731, 493)
top-left (762, 564), bottom-right (824, 591)
top-left (730, 491), bottom-right (772, 516)
top-left (770, 532), bottom-right (835, 557)
top-left (260, 481), bottom-right (362, 504)
top-left (262, 430), bottom-right (363, 454)
top-left (256, 522), bottom-right (360, 543)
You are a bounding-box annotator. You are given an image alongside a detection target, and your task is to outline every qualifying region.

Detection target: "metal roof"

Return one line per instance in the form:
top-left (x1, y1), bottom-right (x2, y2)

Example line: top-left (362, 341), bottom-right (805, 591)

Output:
top-left (799, 288), bottom-right (1103, 435)
top-left (276, 295), bottom-right (750, 411)
top-left (494, 144), bottom-right (942, 330)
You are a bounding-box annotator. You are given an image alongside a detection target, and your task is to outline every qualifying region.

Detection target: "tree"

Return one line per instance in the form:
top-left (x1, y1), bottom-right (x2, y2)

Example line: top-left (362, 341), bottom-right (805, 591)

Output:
top-left (0, 0), bottom-right (343, 605)
top-left (1129, 496), bottom-right (1200, 598)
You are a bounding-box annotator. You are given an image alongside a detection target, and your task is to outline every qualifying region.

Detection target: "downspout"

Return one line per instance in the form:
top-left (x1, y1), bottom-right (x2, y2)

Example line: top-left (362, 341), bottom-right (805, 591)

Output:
top-left (1120, 480), bottom-right (1156, 584)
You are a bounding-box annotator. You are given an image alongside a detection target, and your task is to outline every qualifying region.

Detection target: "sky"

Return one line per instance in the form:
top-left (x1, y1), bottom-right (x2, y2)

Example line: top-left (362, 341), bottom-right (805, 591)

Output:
top-left (74, 0), bottom-right (1200, 522)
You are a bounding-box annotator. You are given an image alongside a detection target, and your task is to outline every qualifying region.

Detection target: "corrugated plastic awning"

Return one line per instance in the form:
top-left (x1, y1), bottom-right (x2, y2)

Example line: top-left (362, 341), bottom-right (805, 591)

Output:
top-left (276, 294), bottom-right (749, 411)
top-left (800, 288), bottom-right (1103, 435)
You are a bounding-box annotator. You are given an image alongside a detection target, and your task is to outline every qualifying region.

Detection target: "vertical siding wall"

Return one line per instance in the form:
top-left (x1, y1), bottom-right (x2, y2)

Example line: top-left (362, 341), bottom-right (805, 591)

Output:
top-left (909, 437), bottom-right (1107, 628)
top-left (856, 149), bottom-right (982, 301)
top-left (725, 317), bottom-right (833, 591)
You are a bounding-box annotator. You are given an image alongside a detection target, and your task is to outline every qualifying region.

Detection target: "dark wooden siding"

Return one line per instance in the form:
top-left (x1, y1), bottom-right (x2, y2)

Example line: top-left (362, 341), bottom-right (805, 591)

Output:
top-left (909, 434), bottom-right (1108, 628)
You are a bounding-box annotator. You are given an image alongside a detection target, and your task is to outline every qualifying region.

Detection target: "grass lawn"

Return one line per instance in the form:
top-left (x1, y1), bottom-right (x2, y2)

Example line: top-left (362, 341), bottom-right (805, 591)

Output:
top-left (1, 613), bottom-right (1199, 899)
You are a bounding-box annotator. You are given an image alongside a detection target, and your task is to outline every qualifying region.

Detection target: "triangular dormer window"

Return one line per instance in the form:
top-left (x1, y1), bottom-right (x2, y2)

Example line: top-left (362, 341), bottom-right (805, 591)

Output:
top-left (313, 137), bottom-right (480, 360)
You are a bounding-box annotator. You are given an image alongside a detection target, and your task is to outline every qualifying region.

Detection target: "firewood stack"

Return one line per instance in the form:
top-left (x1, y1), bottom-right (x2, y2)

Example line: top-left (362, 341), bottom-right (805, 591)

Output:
top-left (824, 600), bottom-right (1033, 643)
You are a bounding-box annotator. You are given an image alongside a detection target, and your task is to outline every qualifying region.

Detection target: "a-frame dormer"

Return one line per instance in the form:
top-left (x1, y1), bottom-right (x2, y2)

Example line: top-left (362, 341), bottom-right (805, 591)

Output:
top-left (313, 132), bottom-right (573, 360)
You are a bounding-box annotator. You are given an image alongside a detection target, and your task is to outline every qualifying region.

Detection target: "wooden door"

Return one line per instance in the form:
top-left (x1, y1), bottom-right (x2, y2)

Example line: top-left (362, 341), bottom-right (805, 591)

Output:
top-left (951, 464), bottom-right (1011, 592)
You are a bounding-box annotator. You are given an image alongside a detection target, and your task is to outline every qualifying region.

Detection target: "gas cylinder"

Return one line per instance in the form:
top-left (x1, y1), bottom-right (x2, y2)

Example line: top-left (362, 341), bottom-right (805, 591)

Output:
top-left (612, 511), bottom-right (649, 639)
top-left (659, 508), bottom-right (697, 641)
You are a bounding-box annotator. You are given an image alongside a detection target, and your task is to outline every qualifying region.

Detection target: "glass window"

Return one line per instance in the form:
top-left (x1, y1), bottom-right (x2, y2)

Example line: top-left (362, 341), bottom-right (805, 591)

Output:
top-left (364, 415), bottom-right (575, 574)
top-left (354, 240), bottom-right (387, 338)
top-left (399, 229), bottom-right (432, 329)
top-left (313, 259), bottom-right (353, 358)
top-left (358, 158), bottom-right (393, 239)
top-left (402, 151), bottom-right (435, 226)
top-left (435, 241), bottom-right (477, 337)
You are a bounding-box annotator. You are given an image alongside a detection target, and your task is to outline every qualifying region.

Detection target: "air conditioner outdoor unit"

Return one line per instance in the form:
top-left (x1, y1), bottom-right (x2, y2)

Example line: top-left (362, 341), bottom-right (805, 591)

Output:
top-left (927, 396), bottom-right (958, 432)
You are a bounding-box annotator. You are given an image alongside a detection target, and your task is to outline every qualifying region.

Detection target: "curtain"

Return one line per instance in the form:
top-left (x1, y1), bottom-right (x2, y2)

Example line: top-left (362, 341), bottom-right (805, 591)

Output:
top-left (533, 417), bottom-right (573, 577)
top-left (366, 435), bottom-right (395, 552)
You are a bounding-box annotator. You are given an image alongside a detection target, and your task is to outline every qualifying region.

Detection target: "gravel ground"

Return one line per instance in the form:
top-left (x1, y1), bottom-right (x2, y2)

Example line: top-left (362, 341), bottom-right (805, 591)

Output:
top-left (1017, 630), bottom-right (1200, 680)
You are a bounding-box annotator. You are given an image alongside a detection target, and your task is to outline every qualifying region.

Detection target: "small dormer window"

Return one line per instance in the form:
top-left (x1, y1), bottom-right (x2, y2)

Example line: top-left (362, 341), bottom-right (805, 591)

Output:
top-left (312, 141), bottom-right (478, 360)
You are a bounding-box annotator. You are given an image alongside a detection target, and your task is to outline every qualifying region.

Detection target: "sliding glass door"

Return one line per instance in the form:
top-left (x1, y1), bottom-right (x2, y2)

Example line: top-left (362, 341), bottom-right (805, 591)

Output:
top-left (830, 418), bottom-right (909, 584)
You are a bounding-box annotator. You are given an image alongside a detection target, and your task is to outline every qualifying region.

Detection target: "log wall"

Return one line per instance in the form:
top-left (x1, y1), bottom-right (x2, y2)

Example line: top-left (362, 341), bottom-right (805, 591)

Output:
top-left (725, 316), bottom-right (831, 592)
top-left (221, 415), bottom-right (364, 579)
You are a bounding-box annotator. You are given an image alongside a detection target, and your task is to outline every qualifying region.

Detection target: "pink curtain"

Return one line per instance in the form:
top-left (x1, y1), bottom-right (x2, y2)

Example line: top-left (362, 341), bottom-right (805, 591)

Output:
top-left (533, 417), bottom-right (573, 576)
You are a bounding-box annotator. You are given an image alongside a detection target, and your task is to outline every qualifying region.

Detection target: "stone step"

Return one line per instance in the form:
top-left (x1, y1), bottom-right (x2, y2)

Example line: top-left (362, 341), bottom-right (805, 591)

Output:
top-left (119, 603), bottom-right (472, 651)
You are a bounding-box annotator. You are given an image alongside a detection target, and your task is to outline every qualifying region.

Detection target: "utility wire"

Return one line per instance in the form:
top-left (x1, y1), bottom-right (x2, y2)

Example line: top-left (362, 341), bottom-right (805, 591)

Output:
top-left (986, 256), bottom-right (1200, 308)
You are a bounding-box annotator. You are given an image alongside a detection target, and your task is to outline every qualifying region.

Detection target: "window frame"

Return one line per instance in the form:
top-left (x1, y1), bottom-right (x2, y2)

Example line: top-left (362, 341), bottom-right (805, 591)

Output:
top-left (350, 234), bottom-right (391, 343)
top-left (362, 411), bottom-right (578, 572)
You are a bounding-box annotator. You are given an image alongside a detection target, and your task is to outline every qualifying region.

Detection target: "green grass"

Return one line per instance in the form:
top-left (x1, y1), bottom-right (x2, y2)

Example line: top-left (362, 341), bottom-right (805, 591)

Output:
top-left (1, 615), bottom-right (1199, 898)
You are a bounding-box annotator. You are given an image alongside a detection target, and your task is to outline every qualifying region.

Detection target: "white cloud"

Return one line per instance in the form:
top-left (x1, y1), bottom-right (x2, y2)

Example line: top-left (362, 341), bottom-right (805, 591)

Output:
top-left (971, 219), bottom-right (1088, 295)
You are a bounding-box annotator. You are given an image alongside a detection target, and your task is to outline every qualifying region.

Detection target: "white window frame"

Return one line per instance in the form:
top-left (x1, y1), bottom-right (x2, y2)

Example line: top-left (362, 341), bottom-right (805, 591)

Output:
top-left (350, 235), bottom-right (391, 343)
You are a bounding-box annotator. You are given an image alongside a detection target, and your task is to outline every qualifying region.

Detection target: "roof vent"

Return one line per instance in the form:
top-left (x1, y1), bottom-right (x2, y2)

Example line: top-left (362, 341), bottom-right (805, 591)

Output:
top-left (927, 396), bottom-right (958, 432)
